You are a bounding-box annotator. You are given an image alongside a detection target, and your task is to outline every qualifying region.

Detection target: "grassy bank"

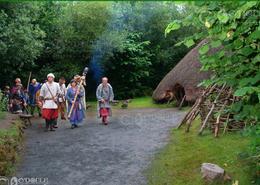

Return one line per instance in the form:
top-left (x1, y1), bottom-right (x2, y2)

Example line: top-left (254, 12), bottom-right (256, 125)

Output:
top-left (146, 120), bottom-right (254, 185)
top-left (0, 111), bottom-right (6, 120)
top-left (87, 96), bottom-right (174, 110)
top-left (0, 120), bottom-right (23, 176)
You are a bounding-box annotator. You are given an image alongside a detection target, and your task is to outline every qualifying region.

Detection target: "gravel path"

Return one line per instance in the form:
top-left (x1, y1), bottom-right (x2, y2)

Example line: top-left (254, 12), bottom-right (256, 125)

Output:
top-left (16, 108), bottom-right (185, 185)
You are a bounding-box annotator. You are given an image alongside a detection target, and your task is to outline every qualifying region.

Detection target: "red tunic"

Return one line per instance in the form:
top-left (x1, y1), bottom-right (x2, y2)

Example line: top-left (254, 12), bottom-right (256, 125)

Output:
top-left (100, 108), bottom-right (109, 117)
top-left (42, 109), bottom-right (58, 120)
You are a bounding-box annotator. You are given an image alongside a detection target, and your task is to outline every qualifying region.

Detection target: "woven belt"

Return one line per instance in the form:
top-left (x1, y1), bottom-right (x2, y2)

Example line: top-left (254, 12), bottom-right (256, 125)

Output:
top-left (44, 97), bottom-right (53, 100)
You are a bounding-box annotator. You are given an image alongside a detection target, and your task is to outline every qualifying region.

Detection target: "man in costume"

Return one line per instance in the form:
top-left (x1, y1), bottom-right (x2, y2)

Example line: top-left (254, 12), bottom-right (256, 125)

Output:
top-left (10, 78), bottom-right (27, 114)
top-left (28, 79), bottom-right (42, 116)
top-left (39, 73), bottom-right (61, 132)
top-left (96, 77), bottom-right (114, 125)
top-left (58, 77), bottom-right (67, 120)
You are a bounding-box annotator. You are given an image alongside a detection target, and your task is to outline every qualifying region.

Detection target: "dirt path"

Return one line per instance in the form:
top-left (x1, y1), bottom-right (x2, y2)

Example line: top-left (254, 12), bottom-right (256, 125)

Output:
top-left (16, 108), bottom-right (186, 185)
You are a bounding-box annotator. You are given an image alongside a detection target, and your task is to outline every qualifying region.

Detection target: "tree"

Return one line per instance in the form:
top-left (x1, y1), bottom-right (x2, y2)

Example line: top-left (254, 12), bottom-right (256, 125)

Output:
top-left (0, 2), bottom-right (45, 86)
top-left (104, 33), bottom-right (151, 99)
top-left (89, 2), bottom-right (195, 97)
top-left (36, 1), bottom-right (111, 82)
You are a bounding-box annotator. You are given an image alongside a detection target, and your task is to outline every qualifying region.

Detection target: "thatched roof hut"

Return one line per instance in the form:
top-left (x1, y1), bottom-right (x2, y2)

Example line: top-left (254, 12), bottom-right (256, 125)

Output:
top-left (152, 39), bottom-right (213, 103)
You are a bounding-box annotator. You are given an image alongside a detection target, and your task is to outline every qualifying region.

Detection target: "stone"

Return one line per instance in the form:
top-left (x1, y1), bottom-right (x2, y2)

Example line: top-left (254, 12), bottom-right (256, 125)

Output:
top-left (201, 163), bottom-right (225, 182)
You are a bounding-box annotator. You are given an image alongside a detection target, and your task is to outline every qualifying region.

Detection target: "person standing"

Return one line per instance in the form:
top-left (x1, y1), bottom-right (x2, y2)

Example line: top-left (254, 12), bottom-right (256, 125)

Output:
top-left (66, 79), bottom-right (85, 129)
top-left (58, 77), bottom-right (67, 120)
top-left (39, 73), bottom-right (61, 132)
top-left (10, 78), bottom-right (27, 114)
top-left (96, 77), bottom-right (114, 125)
top-left (28, 79), bottom-right (42, 116)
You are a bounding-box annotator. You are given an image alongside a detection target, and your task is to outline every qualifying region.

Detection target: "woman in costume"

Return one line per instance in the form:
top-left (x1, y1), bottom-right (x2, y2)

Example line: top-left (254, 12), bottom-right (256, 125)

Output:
top-left (66, 79), bottom-right (85, 129)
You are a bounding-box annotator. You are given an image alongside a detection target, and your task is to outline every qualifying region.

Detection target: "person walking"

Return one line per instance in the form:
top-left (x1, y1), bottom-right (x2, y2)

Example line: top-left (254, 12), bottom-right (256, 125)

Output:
top-left (39, 73), bottom-right (61, 132)
top-left (66, 79), bottom-right (85, 129)
top-left (58, 77), bottom-right (67, 120)
top-left (28, 79), bottom-right (42, 116)
top-left (96, 77), bottom-right (114, 125)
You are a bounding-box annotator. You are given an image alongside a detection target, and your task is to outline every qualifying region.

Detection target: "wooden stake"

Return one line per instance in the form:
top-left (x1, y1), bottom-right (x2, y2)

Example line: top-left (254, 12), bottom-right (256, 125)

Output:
top-left (214, 87), bottom-right (232, 137)
top-left (178, 95), bottom-right (186, 110)
top-left (27, 71), bottom-right (32, 92)
top-left (68, 79), bottom-right (84, 118)
top-left (198, 83), bottom-right (226, 135)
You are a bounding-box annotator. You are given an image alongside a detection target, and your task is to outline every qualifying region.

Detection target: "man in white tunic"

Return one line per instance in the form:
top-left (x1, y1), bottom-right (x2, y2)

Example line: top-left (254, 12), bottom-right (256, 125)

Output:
top-left (39, 73), bottom-right (61, 132)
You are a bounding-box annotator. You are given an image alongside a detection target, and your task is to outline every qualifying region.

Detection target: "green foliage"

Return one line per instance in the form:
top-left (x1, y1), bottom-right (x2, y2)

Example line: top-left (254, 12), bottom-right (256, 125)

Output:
top-left (0, 2), bottom-right (45, 85)
top-left (35, 2), bottom-right (111, 82)
top-left (166, 2), bottom-right (260, 121)
top-left (104, 33), bottom-right (152, 99)
top-left (0, 90), bottom-right (8, 112)
top-left (88, 2), bottom-right (194, 97)
top-left (0, 1), bottom-right (193, 98)
top-left (165, 20), bottom-right (181, 36)
top-left (166, 1), bottom-right (260, 181)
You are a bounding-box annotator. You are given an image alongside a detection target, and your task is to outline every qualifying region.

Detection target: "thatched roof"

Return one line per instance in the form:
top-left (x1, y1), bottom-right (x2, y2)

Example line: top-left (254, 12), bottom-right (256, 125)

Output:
top-left (152, 39), bottom-right (213, 102)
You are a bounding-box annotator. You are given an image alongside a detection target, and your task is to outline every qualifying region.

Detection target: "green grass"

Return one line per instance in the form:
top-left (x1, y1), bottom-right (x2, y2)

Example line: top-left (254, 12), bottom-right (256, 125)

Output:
top-left (146, 119), bottom-right (254, 185)
top-left (86, 96), bottom-right (176, 110)
top-left (127, 96), bottom-right (175, 109)
top-left (0, 124), bottom-right (20, 143)
top-left (0, 121), bottom-right (23, 175)
top-left (0, 111), bottom-right (6, 120)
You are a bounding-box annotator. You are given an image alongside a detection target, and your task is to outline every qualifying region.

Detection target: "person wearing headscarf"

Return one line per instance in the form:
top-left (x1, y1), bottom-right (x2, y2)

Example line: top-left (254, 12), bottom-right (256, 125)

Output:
top-left (66, 74), bottom-right (86, 113)
top-left (10, 78), bottom-right (27, 113)
top-left (66, 79), bottom-right (85, 129)
top-left (39, 73), bottom-right (61, 132)
top-left (96, 77), bottom-right (114, 125)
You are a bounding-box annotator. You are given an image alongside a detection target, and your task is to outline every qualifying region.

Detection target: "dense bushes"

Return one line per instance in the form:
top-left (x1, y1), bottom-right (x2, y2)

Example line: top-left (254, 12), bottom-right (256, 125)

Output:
top-left (0, 1), bottom-right (193, 99)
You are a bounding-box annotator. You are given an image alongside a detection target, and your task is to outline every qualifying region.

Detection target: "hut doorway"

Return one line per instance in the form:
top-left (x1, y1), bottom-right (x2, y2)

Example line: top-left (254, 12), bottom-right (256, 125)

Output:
top-left (173, 83), bottom-right (186, 104)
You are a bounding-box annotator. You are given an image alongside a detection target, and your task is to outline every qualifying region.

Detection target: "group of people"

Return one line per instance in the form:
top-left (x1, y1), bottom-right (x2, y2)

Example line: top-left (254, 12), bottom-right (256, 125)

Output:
top-left (2, 73), bottom-right (114, 131)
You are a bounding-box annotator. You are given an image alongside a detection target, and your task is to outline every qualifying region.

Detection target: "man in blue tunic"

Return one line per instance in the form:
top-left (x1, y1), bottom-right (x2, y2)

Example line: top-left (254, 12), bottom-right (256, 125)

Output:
top-left (28, 79), bottom-right (42, 116)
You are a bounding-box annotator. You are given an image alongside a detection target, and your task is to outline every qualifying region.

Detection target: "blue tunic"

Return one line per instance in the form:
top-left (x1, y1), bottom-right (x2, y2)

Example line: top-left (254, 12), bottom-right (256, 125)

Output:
top-left (66, 87), bottom-right (85, 125)
top-left (28, 82), bottom-right (41, 106)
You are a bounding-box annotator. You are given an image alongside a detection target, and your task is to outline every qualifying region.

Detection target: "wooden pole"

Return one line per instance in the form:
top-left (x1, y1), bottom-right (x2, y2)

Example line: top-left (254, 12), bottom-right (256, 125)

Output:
top-left (27, 71), bottom-right (32, 92)
top-left (178, 95), bottom-right (186, 110)
top-left (68, 79), bottom-right (84, 118)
